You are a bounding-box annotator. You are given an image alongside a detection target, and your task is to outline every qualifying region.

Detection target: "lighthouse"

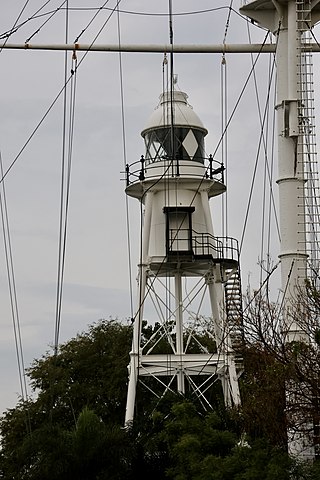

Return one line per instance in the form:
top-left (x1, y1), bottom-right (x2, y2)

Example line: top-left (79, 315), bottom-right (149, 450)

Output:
top-left (125, 85), bottom-right (243, 424)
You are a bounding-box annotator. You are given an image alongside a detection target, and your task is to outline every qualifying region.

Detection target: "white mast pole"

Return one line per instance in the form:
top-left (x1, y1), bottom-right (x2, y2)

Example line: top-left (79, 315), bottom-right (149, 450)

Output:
top-left (240, 0), bottom-right (320, 460)
top-left (0, 43), bottom-right (280, 53)
top-left (0, 42), bottom-right (319, 54)
top-left (276, 1), bottom-right (308, 341)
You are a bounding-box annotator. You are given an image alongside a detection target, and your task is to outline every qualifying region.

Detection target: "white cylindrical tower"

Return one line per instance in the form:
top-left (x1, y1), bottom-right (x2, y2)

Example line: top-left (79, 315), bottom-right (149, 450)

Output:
top-left (240, 0), bottom-right (320, 339)
top-left (125, 86), bottom-right (242, 424)
top-left (240, 0), bottom-right (320, 460)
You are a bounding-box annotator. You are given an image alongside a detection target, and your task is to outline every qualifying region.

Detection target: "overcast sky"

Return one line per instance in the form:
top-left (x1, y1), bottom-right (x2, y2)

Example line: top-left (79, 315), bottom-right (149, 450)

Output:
top-left (0, 0), bottom-right (319, 415)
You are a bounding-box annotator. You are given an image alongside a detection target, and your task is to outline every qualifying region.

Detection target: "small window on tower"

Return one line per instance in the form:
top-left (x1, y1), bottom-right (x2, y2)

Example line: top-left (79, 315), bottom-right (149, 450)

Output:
top-left (163, 206), bottom-right (195, 255)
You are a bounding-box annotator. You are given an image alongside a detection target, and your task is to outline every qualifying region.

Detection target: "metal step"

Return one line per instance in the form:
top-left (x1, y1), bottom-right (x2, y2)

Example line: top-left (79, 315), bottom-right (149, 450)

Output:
top-left (224, 266), bottom-right (244, 352)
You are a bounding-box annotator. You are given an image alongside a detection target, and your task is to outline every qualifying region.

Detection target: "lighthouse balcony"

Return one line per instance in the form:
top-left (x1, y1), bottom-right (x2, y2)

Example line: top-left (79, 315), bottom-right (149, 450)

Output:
top-left (149, 233), bottom-right (239, 275)
top-left (167, 230), bottom-right (239, 265)
top-left (124, 156), bottom-right (226, 199)
top-left (125, 155), bottom-right (224, 183)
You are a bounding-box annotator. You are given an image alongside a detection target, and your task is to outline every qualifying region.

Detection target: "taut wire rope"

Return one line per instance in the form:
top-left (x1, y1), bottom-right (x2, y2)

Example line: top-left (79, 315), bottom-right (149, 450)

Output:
top-left (190, 30), bottom-right (275, 395)
top-left (221, 1), bottom-right (233, 239)
top-left (162, 53), bottom-right (171, 336)
top-left (54, 0), bottom-right (79, 354)
top-left (245, 22), bottom-right (279, 286)
top-left (0, 0), bottom-right (31, 53)
top-left (239, 67), bottom-right (277, 253)
top-left (212, 30), bottom-right (270, 158)
top-left (221, 56), bottom-right (227, 239)
top-left (54, 55), bottom-right (78, 353)
top-left (239, 37), bottom-right (280, 254)
top-left (0, 150), bottom-right (32, 436)
top-left (25, 0), bottom-right (69, 44)
top-left (74, 0), bottom-right (115, 44)
top-left (54, 0), bottom-right (69, 354)
top-left (187, 26), bottom-right (283, 393)
top-left (266, 62), bottom-right (278, 278)
top-left (169, 0), bottom-right (176, 377)
top-left (0, 0), bottom-right (62, 41)
top-left (0, 151), bottom-right (28, 403)
top-left (116, 7), bottom-right (134, 320)
top-left (260, 49), bottom-right (275, 282)
top-left (0, 0), bottom-right (123, 187)
top-left (190, 1), bottom-right (235, 394)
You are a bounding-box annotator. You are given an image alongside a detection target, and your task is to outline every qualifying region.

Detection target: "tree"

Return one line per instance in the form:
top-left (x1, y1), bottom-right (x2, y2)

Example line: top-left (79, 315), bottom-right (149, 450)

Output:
top-left (28, 319), bottom-right (132, 425)
top-left (0, 320), bottom-right (133, 479)
top-left (1, 311), bottom-right (320, 479)
top-left (241, 280), bottom-right (320, 454)
top-left (138, 399), bottom-right (297, 480)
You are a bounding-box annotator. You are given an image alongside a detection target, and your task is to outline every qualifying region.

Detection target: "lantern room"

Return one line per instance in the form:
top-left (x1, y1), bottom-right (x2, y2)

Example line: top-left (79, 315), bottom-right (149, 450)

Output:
top-left (141, 89), bottom-right (208, 164)
top-left (124, 87), bottom-right (226, 201)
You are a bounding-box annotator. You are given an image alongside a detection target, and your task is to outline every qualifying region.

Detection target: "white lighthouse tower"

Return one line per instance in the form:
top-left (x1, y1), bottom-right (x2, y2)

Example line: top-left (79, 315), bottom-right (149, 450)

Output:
top-left (125, 84), bottom-right (243, 424)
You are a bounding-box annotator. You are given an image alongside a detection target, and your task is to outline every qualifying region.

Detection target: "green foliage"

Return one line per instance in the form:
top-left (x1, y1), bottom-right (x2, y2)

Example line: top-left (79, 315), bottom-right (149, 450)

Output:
top-left (160, 401), bottom-right (237, 479)
top-left (136, 400), bottom-right (296, 480)
top-left (0, 320), bottom-right (133, 479)
top-left (29, 319), bottom-right (132, 425)
top-left (0, 318), bottom-right (319, 479)
top-left (240, 347), bottom-right (288, 447)
top-left (0, 407), bottom-right (131, 480)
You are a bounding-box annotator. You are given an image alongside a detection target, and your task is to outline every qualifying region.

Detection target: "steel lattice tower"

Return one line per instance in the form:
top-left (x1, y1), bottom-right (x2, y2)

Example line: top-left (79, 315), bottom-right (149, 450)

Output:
top-left (125, 87), bottom-right (243, 424)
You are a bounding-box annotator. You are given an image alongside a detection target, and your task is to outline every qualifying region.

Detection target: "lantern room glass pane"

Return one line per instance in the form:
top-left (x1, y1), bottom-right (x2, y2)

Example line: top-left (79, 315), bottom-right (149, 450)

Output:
top-left (144, 127), bottom-right (205, 164)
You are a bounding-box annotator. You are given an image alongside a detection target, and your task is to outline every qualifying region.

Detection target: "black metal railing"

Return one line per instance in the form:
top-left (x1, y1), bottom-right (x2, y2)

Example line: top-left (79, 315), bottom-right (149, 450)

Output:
top-left (123, 155), bottom-right (225, 187)
top-left (167, 229), bottom-right (239, 263)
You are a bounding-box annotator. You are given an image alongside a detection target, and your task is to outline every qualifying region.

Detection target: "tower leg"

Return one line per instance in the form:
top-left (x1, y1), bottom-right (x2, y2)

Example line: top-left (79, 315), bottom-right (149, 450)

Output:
top-left (125, 192), bottom-right (153, 425)
top-left (125, 265), bottom-right (147, 425)
top-left (175, 272), bottom-right (185, 394)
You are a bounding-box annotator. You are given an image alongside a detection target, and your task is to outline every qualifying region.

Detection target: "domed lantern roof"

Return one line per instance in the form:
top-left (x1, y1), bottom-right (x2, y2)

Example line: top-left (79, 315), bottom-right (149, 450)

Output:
top-left (141, 88), bottom-right (208, 164)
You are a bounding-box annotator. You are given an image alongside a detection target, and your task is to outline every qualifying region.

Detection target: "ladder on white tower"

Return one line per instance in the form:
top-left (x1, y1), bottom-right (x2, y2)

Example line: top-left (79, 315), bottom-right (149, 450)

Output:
top-left (297, 0), bottom-right (320, 281)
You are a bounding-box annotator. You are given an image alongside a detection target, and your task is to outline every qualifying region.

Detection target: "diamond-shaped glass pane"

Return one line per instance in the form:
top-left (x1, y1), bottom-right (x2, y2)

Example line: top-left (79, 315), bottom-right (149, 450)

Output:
top-left (182, 129), bottom-right (198, 160)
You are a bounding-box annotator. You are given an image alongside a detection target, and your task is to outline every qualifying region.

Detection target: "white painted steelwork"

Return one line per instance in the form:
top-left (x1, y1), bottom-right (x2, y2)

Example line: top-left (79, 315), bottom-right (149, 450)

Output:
top-left (0, 43), bottom-right (279, 53)
top-left (240, 0), bottom-right (320, 461)
top-left (124, 88), bottom-right (242, 424)
top-left (240, 0), bottom-right (320, 339)
top-left (2, 42), bottom-right (320, 54)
